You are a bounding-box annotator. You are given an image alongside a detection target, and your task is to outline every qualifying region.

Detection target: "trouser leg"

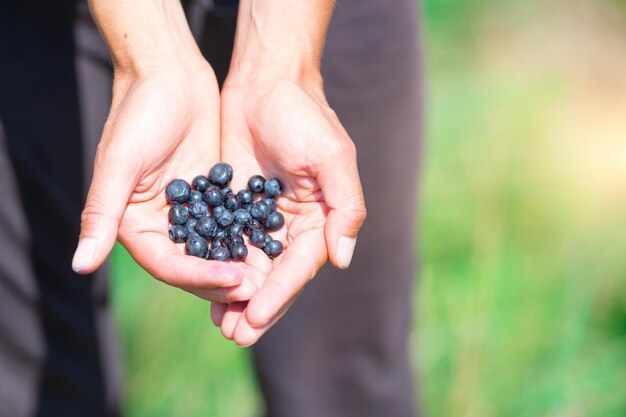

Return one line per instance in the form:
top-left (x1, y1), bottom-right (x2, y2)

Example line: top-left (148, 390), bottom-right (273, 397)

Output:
top-left (0, 5), bottom-right (121, 416)
top-left (251, 1), bottom-right (424, 416)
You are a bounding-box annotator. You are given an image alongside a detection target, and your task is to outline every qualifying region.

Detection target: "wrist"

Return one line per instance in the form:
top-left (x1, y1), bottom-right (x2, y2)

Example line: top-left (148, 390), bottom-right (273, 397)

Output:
top-left (223, 0), bottom-right (331, 93)
top-left (89, 0), bottom-right (207, 78)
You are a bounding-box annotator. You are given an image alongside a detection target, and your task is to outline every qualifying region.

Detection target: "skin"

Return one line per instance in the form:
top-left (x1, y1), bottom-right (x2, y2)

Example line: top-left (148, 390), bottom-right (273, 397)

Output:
top-left (73, 0), bottom-right (367, 347)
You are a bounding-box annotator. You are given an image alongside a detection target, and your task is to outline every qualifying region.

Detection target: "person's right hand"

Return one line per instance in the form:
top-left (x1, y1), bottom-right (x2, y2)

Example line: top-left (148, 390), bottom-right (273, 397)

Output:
top-left (71, 65), bottom-right (261, 304)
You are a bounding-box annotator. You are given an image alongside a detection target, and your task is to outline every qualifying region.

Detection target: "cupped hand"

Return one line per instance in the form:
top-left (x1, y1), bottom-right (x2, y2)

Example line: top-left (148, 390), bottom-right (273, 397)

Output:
top-left (72, 66), bottom-right (259, 303)
top-left (214, 80), bottom-right (367, 346)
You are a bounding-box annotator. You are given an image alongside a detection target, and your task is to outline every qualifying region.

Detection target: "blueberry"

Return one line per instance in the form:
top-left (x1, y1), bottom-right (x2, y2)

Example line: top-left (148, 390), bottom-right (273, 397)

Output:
top-left (244, 219), bottom-right (262, 236)
top-left (188, 201), bottom-right (209, 219)
top-left (262, 197), bottom-right (277, 213)
top-left (165, 179), bottom-right (191, 204)
top-left (169, 225), bottom-right (189, 243)
top-left (247, 175), bottom-right (266, 193)
top-left (226, 234), bottom-right (245, 249)
top-left (249, 229), bottom-right (267, 248)
top-left (224, 194), bottom-right (240, 211)
top-left (189, 190), bottom-right (204, 203)
top-left (237, 189), bottom-right (254, 205)
top-left (203, 186), bottom-right (224, 207)
top-left (264, 211), bottom-right (285, 231)
top-left (233, 208), bottom-right (252, 225)
top-left (209, 246), bottom-right (231, 262)
top-left (264, 178), bottom-right (282, 197)
top-left (228, 223), bottom-right (244, 236)
top-left (221, 186), bottom-right (233, 197)
top-left (263, 239), bottom-right (283, 259)
top-left (195, 216), bottom-right (218, 239)
top-left (230, 244), bottom-right (248, 261)
top-left (214, 228), bottom-right (228, 240)
top-left (211, 237), bottom-right (226, 250)
top-left (208, 163), bottom-right (233, 187)
top-left (185, 235), bottom-right (208, 258)
top-left (168, 204), bottom-right (189, 225)
top-left (186, 218), bottom-right (199, 236)
top-left (215, 209), bottom-right (235, 228)
top-left (250, 201), bottom-right (270, 221)
top-left (212, 205), bottom-right (226, 218)
top-left (192, 175), bottom-right (211, 192)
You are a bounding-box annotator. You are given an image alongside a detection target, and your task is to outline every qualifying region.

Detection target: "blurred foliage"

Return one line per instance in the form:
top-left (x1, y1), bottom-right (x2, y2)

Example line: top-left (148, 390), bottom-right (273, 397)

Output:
top-left (110, 0), bottom-right (626, 416)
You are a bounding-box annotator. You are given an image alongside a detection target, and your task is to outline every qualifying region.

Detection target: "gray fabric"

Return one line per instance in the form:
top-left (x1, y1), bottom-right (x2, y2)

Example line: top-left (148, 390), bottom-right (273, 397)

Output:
top-left (0, 5), bottom-right (121, 416)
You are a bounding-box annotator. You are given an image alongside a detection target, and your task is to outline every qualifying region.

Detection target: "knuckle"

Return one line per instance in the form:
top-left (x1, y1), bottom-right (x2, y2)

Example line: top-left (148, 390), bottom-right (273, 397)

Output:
top-left (79, 199), bottom-right (109, 235)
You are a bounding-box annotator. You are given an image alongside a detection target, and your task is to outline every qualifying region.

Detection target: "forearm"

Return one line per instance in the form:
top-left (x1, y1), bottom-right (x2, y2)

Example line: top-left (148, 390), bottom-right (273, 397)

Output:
top-left (88, 0), bottom-right (205, 76)
top-left (227, 0), bottom-right (334, 86)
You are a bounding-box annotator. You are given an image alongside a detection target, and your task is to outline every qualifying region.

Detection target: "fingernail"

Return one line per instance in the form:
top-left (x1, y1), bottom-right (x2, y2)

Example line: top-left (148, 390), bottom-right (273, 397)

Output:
top-left (337, 236), bottom-right (357, 269)
top-left (72, 238), bottom-right (97, 273)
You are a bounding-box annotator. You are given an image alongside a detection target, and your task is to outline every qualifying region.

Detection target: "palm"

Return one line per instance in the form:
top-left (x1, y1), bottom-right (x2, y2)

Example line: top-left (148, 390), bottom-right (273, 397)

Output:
top-left (216, 82), bottom-right (344, 344)
top-left (91, 71), bottom-right (255, 301)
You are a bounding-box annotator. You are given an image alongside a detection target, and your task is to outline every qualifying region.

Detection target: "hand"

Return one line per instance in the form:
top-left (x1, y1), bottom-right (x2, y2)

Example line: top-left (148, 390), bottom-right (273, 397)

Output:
top-left (72, 66), bottom-right (260, 303)
top-left (213, 79), bottom-right (367, 346)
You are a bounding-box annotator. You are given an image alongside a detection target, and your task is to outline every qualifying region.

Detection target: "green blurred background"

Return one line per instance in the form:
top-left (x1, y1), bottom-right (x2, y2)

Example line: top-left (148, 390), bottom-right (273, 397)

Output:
top-left (110, 0), bottom-right (626, 415)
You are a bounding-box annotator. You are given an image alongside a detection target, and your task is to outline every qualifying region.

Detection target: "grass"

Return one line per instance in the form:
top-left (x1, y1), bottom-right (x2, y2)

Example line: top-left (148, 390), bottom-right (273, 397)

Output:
top-left (110, 0), bottom-right (626, 415)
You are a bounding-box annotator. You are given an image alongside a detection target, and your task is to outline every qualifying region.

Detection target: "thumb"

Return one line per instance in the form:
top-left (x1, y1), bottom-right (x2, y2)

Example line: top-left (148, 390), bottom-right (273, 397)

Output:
top-left (316, 138), bottom-right (367, 270)
top-left (72, 150), bottom-right (136, 274)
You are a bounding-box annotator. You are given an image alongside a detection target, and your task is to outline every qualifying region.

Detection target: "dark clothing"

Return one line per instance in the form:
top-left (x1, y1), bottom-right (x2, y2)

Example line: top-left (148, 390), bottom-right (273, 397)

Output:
top-left (0, 0), bottom-right (423, 416)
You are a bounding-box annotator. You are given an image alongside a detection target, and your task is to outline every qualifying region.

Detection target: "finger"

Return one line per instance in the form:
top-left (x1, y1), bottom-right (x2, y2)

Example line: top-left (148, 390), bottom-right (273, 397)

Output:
top-left (232, 293), bottom-right (299, 347)
top-left (244, 228), bottom-right (325, 328)
top-left (210, 302), bottom-right (228, 327)
top-left (191, 262), bottom-right (265, 302)
top-left (315, 136), bottom-right (366, 270)
top-left (190, 276), bottom-right (258, 303)
top-left (123, 231), bottom-right (242, 289)
top-left (72, 145), bottom-right (137, 274)
top-left (221, 302), bottom-right (247, 340)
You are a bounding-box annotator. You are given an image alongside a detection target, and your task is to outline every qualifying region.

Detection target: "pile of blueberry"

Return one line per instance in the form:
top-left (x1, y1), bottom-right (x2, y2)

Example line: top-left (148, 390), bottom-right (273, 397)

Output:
top-left (165, 162), bottom-right (285, 262)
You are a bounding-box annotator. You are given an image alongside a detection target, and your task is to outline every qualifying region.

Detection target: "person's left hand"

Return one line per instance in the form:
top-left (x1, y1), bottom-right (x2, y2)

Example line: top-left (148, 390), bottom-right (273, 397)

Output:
top-left (212, 79), bottom-right (367, 346)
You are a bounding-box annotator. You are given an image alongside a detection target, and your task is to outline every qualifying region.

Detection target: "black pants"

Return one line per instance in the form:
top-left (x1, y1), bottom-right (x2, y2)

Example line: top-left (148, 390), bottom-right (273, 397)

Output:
top-left (0, 1), bottom-right (423, 416)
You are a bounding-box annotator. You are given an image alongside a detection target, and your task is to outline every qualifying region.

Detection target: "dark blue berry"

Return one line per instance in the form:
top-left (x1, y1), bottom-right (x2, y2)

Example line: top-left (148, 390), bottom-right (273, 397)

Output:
top-left (169, 225), bottom-right (189, 243)
top-left (168, 205), bottom-right (189, 225)
top-left (226, 234), bottom-right (244, 249)
top-left (264, 239), bottom-right (283, 259)
top-left (247, 175), bottom-right (266, 193)
top-left (195, 216), bottom-right (218, 239)
top-left (192, 175), bottom-right (211, 192)
top-left (211, 237), bottom-right (226, 250)
top-left (230, 244), bottom-right (248, 261)
top-left (185, 235), bottom-right (208, 258)
top-left (186, 218), bottom-right (199, 236)
top-left (203, 186), bottom-right (224, 207)
top-left (209, 246), bottom-right (231, 262)
top-left (262, 197), bottom-right (277, 213)
top-left (215, 209), bottom-right (235, 228)
top-left (165, 179), bottom-right (191, 204)
top-left (228, 223), bottom-right (244, 236)
top-left (214, 228), bottom-right (228, 240)
top-left (264, 211), bottom-right (285, 231)
top-left (264, 178), bottom-right (282, 197)
top-left (233, 208), bottom-right (252, 225)
top-left (208, 163), bottom-right (233, 187)
top-left (250, 201), bottom-right (270, 220)
top-left (237, 189), bottom-right (254, 205)
top-left (189, 190), bottom-right (204, 203)
top-left (212, 205), bottom-right (226, 218)
top-left (224, 194), bottom-right (240, 211)
top-left (244, 219), bottom-right (262, 236)
top-left (188, 201), bottom-right (209, 219)
top-left (249, 229), bottom-right (267, 248)
top-left (221, 186), bottom-right (233, 197)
